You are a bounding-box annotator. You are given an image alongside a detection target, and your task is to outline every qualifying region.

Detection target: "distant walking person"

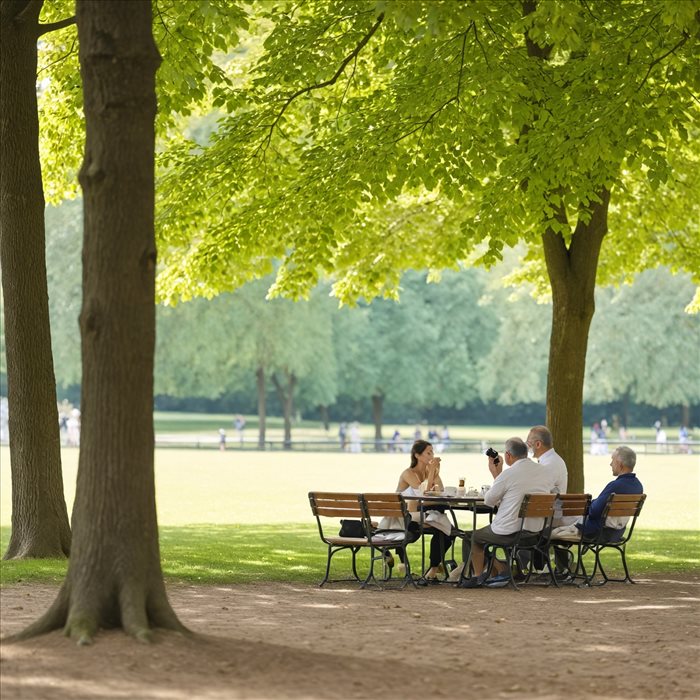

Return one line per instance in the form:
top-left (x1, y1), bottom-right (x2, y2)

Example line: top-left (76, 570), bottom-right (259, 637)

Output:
top-left (349, 422), bottom-right (361, 453)
top-left (66, 408), bottom-right (81, 447)
top-left (234, 415), bottom-right (246, 445)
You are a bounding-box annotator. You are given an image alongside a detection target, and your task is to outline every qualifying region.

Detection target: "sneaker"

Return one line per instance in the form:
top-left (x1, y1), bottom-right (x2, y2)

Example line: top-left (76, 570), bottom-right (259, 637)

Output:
top-left (457, 574), bottom-right (486, 589)
top-left (484, 573), bottom-right (511, 588)
top-left (397, 563), bottom-right (407, 576)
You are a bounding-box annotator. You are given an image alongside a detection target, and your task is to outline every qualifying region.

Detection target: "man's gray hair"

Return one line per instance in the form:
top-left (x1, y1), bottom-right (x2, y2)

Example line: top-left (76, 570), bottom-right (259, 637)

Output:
top-left (505, 437), bottom-right (528, 459)
top-left (530, 425), bottom-right (553, 448)
top-left (615, 446), bottom-right (637, 469)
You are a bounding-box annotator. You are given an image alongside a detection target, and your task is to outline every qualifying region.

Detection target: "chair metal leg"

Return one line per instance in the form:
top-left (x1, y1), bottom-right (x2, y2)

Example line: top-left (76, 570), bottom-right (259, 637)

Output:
top-left (319, 544), bottom-right (333, 587)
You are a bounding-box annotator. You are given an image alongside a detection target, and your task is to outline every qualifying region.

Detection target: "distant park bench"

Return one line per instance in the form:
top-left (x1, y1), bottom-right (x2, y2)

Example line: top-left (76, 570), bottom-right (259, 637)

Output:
top-left (153, 435), bottom-right (698, 454)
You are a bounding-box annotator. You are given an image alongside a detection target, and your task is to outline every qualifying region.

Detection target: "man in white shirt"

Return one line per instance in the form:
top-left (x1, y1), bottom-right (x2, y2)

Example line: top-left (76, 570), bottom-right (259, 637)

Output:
top-left (459, 437), bottom-right (558, 588)
top-left (525, 425), bottom-right (570, 573)
top-left (527, 425), bottom-right (567, 496)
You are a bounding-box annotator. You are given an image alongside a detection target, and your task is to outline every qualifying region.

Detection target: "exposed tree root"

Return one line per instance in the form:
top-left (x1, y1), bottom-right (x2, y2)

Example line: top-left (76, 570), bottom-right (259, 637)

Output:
top-left (4, 585), bottom-right (69, 642)
top-left (3, 578), bottom-right (190, 645)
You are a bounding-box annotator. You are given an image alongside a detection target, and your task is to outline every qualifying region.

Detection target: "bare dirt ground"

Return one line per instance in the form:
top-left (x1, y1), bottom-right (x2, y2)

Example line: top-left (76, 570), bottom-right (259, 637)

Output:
top-left (1, 575), bottom-right (699, 700)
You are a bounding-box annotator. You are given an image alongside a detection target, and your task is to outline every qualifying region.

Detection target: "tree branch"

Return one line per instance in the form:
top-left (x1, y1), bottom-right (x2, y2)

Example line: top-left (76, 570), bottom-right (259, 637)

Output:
top-left (470, 21), bottom-right (489, 70)
top-left (637, 33), bottom-right (690, 92)
top-left (37, 36), bottom-right (77, 76)
top-left (394, 96), bottom-right (458, 143)
top-left (457, 29), bottom-right (469, 100)
top-left (260, 12), bottom-right (385, 152)
top-left (37, 16), bottom-right (76, 36)
top-left (395, 28), bottom-right (469, 142)
top-left (336, 54), bottom-right (358, 128)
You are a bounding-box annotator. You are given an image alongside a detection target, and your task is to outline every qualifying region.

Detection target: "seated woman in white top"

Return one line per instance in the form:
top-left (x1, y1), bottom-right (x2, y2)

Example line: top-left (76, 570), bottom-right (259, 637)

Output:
top-left (394, 439), bottom-right (454, 581)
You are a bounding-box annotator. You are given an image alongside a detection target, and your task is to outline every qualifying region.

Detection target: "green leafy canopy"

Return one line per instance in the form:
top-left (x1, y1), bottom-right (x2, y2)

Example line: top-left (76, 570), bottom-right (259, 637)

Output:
top-left (155, 0), bottom-right (700, 307)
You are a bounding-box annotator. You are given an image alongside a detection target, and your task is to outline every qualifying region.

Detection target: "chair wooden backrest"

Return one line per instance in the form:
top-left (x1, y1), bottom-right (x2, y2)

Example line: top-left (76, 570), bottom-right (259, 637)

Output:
top-left (518, 493), bottom-right (557, 520)
top-left (557, 493), bottom-right (592, 519)
top-left (600, 492), bottom-right (646, 540)
top-left (308, 492), bottom-right (368, 542)
top-left (362, 492), bottom-right (408, 523)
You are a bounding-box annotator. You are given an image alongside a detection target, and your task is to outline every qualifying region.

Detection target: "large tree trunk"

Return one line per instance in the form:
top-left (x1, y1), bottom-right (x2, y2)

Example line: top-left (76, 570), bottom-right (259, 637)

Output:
top-left (371, 393), bottom-right (383, 452)
top-left (681, 403), bottom-right (690, 429)
top-left (256, 365), bottom-right (266, 449)
top-left (0, 0), bottom-right (71, 559)
top-left (621, 389), bottom-right (631, 430)
top-left (13, 0), bottom-right (185, 644)
top-left (318, 404), bottom-right (330, 432)
top-left (271, 369), bottom-right (295, 449)
top-left (543, 190), bottom-right (610, 494)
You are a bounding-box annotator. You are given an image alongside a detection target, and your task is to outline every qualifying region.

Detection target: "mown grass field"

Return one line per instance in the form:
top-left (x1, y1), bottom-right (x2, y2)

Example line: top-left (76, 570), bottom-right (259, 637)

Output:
top-left (1, 445), bottom-right (698, 585)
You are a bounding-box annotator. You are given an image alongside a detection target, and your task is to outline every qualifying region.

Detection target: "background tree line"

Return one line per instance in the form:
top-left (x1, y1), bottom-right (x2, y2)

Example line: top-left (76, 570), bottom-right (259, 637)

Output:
top-left (9, 197), bottom-right (697, 442)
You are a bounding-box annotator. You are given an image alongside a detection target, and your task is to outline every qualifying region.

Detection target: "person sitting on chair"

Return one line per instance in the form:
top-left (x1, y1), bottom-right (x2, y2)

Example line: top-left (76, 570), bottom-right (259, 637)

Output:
top-left (553, 445), bottom-right (643, 543)
top-left (391, 439), bottom-right (454, 582)
top-left (459, 437), bottom-right (558, 588)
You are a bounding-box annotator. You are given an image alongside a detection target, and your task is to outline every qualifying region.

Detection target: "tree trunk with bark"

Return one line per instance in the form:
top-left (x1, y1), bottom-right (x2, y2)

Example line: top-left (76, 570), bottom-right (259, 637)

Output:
top-left (13, 0), bottom-right (185, 644)
top-left (621, 389), bottom-right (631, 430)
top-left (681, 403), bottom-right (690, 429)
top-left (371, 393), bottom-right (384, 451)
top-left (0, 0), bottom-right (71, 559)
top-left (318, 404), bottom-right (329, 432)
top-left (543, 190), bottom-right (611, 494)
top-left (256, 365), bottom-right (266, 449)
top-left (271, 369), bottom-right (296, 449)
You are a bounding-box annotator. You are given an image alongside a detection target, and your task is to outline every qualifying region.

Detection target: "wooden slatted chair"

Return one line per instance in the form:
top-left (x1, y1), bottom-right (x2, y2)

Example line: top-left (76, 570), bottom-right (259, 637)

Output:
top-left (308, 492), bottom-right (371, 587)
top-left (362, 493), bottom-right (417, 589)
top-left (483, 493), bottom-right (557, 590)
top-left (548, 493), bottom-right (593, 583)
top-left (580, 493), bottom-right (647, 586)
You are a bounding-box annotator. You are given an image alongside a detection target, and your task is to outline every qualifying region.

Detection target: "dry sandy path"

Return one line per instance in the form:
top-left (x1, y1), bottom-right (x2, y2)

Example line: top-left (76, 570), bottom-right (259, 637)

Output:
top-left (1, 575), bottom-right (699, 699)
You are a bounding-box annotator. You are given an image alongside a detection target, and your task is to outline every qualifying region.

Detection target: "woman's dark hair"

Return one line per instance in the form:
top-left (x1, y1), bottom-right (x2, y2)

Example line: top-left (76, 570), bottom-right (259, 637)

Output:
top-left (410, 439), bottom-right (432, 468)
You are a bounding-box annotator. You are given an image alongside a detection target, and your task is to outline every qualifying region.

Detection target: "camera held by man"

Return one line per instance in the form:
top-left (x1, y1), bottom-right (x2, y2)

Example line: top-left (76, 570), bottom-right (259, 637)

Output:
top-left (485, 447), bottom-right (500, 465)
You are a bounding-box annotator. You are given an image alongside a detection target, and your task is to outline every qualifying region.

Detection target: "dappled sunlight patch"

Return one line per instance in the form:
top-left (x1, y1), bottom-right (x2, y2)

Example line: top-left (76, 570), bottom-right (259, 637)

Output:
top-left (299, 603), bottom-right (343, 609)
top-left (617, 604), bottom-right (692, 610)
top-left (574, 598), bottom-right (635, 604)
top-left (582, 644), bottom-right (631, 653)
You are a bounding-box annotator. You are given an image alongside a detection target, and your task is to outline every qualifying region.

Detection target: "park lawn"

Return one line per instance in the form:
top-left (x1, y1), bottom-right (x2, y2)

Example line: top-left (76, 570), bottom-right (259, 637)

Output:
top-left (3, 447), bottom-right (696, 528)
top-left (1, 525), bottom-right (698, 587)
top-left (1, 447), bottom-right (698, 586)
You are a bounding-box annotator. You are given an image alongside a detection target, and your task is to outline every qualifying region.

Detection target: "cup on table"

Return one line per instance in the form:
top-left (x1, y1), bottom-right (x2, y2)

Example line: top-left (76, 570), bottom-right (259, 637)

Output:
top-left (444, 486), bottom-right (457, 497)
top-left (480, 485), bottom-right (491, 496)
top-left (467, 486), bottom-right (479, 497)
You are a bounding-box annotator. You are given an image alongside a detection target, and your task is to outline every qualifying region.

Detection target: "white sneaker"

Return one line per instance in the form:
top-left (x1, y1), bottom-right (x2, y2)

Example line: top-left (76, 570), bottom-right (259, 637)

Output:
top-left (397, 563), bottom-right (406, 576)
top-left (447, 562), bottom-right (465, 582)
